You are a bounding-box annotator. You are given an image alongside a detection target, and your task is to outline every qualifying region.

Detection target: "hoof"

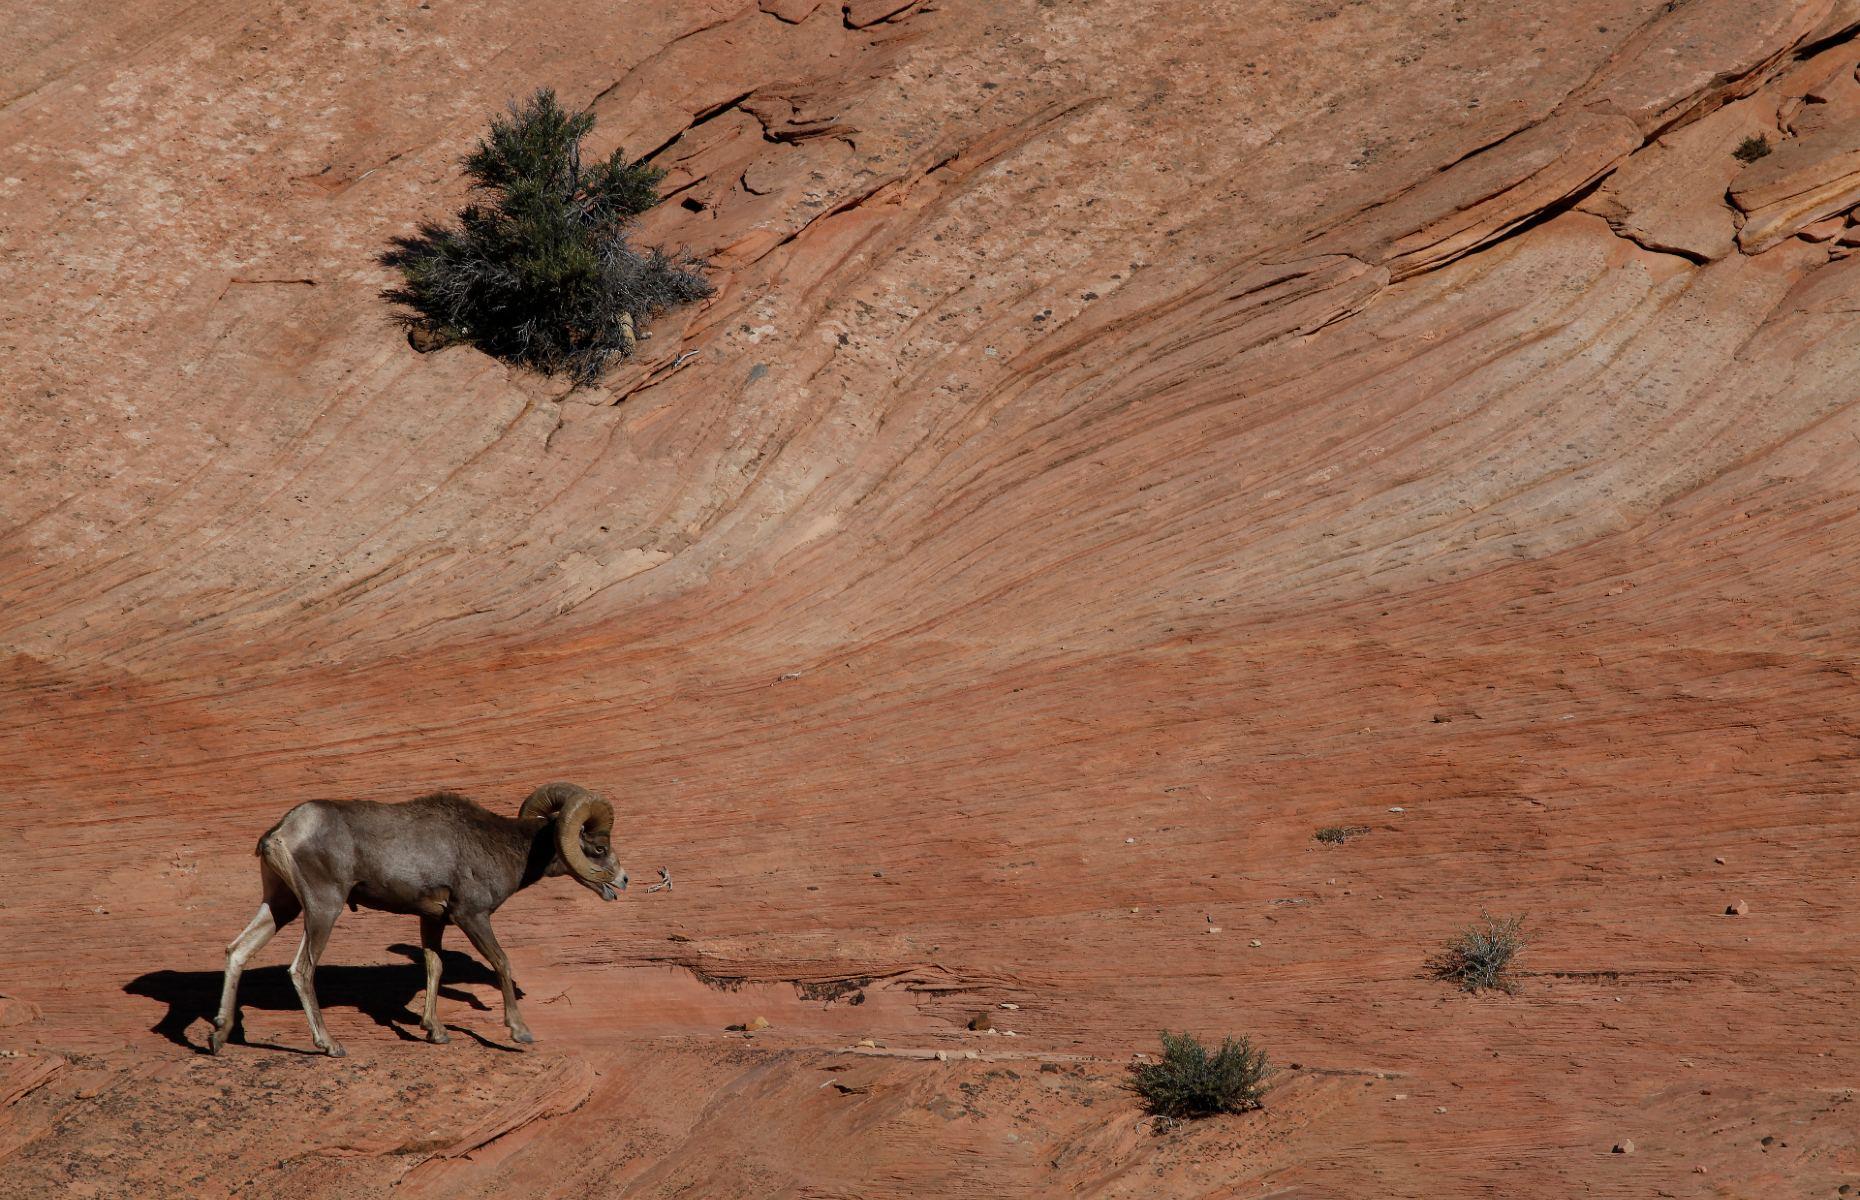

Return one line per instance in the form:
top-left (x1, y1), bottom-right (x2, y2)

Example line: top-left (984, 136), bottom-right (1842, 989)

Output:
top-left (511, 1029), bottom-right (535, 1045)
top-left (323, 1043), bottom-right (347, 1058)
top-left (426, 1028), bottom-right (450, 1045)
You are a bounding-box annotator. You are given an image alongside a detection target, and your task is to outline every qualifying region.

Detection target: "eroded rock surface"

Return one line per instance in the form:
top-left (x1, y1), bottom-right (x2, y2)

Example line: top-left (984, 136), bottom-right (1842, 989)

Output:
top-left (3, 2), bottom-right (1859, 1197)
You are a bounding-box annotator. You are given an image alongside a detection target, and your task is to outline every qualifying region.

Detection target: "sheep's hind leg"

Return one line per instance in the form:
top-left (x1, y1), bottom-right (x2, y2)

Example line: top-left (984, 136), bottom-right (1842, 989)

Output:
top-left (288, 892), bottom-right (345, 1057)
top-left (418, 915), bottom-right (450, 1044)
top-left (209, 866), bottom-right (300, 1054)
top-left (454, 912), bottom-right (532, 1044)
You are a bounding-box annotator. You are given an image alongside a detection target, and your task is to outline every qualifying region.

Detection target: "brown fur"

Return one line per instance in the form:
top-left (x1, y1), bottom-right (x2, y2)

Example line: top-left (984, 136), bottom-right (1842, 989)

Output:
top-left (210, 785), bottom-right (624, 1056)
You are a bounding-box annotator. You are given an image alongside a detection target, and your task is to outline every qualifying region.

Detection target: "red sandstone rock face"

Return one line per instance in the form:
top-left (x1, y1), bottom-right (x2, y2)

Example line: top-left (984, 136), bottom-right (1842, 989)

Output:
top-left (4, 2), bottom-right (1860, 1197)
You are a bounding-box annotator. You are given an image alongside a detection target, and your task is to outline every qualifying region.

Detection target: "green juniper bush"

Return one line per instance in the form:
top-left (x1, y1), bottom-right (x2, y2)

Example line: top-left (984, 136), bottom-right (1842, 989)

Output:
top-left (1132, 1030), bottom-right (1273, 1120)
top-left (383, 88), bottom-right (711, 383)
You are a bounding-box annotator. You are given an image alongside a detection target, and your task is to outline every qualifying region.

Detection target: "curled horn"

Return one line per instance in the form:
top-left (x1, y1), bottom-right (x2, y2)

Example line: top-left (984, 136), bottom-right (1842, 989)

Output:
top-left (519, 782), bottom-right (617, 885)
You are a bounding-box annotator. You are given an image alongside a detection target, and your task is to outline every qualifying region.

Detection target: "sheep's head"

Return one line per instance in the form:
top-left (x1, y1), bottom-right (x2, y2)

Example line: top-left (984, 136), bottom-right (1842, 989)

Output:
top-left (520, 783), bottom-right (627, 900)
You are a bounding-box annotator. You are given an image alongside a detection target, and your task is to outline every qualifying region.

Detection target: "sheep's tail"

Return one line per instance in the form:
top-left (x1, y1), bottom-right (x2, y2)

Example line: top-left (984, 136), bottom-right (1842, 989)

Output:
top-left (256, 807), bottom-right (310, 902)
top-left (255, 815), bottom-right (287, 857)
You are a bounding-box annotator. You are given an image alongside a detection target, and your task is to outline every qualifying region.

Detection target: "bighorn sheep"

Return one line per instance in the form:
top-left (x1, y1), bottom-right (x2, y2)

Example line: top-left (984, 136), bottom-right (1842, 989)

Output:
top-left (209, 783), bottom-right (625, 1056)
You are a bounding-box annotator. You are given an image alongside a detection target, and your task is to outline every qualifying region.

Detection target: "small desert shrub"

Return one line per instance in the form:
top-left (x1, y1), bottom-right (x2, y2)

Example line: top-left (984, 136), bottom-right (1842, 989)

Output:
top-left (1428, 911), bottom-right (1525, 993)
top-left (1132, 1030), bottom-right (1272, 1120)
top-left (1315, 824), bottom-right (1369, 844)
top-left (1732, 134), bottom-right (1772, 164)
top-left (382, 88), bottom-right (711, 383)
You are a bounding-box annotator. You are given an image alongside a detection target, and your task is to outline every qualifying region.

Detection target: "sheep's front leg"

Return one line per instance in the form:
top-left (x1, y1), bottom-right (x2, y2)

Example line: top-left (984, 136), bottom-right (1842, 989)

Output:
top-left (418, 915), bottom-right (450, 1044)
top-left (454, 912), bottom-right (532, 1044)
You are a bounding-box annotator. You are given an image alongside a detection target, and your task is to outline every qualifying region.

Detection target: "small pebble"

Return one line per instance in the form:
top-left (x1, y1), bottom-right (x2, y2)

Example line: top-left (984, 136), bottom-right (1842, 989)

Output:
top-left (935, 1050), bottom-right (949, 1062)
top-left (1713, 856), bottom-right (1725, 865)
top-left (999, 1003), bottom-right (1019, 1011)
top-left (1249, 939), bottom-right (1262, 947)
top-left (1206, 926), bottom-right (1222, 934)
top-left (1726, 899), bottom-right (1749, 916)
top-left (1125, 837), bottom-right (1136, 844)
top-left (856, 1038), bottom-right (877, 1048)
top-left (1435, 1106), bottom-right (1447, 1114)
top-left (1613, 1139), bottom-right (1635, 1155)
top-left (1393, 1093), bottom-right (1408, 1100)
top-left (1389, 806), bottom-right (1405, 813)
